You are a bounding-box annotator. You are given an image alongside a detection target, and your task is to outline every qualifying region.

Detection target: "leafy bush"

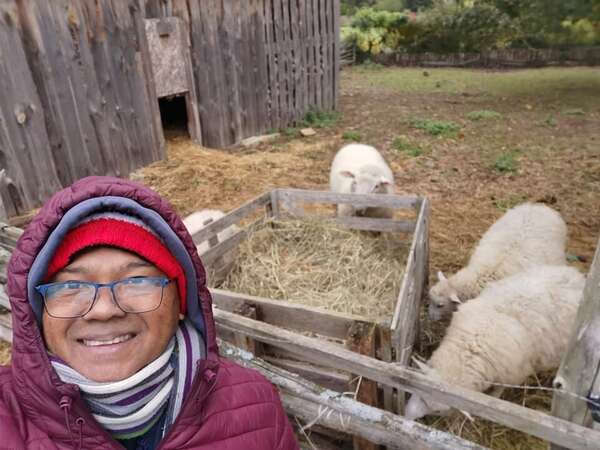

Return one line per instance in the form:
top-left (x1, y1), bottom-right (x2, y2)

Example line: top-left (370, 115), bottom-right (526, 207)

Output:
top-left (341, 8), bottom-right (412, 58)
top-left (412, 2), bottom-right (517, 53)
top-left (373, 0), bottom-right (406, 12)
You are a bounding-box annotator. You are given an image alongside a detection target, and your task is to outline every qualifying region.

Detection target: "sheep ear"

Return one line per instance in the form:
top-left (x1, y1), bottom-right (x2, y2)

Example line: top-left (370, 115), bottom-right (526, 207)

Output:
top-left (450, 293), bottom-right (462, 304)
top-left (339, 170), bottom-right (355, 179)
top-left (379, 177), bottom-right (391, 187)
top-left (437, 271), bottom-right (447, 282)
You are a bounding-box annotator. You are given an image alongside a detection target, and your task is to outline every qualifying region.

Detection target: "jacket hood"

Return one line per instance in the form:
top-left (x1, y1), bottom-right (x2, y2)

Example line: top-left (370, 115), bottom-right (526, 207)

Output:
top-left (6, 176), bottom-right (218, 429)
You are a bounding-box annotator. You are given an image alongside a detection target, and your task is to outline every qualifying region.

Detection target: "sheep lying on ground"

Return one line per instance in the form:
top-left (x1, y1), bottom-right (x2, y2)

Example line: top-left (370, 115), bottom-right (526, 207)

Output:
top-left (429, 203), bottom-right (567, 321)
top-left (329, 144), bottom-right (395, 218)
top-left (407, 265), bottom-right (584, 420)
top-left (183, 209), bottom-right (240, 286)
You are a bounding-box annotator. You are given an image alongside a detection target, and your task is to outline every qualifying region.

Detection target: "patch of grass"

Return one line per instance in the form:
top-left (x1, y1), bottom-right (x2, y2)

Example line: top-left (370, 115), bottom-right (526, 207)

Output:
top-left (562, 108), bottom-right (586, 116)
top-left (284, 127), bottom-right (299, 137)
top-left (392, 137), bottom-right (423, 157)
top-left (300, 109), bottom-right (341, 129)
top-left (344, 67), bottom-right (600, 110)
top-left (265, 127), bottom-right (278, 134)
top-left (493, 150), bottom-right (520, 173)
top-left (358, 59), bottom-right (384, 71)
top-left (342, 130), bottom-right (363, 141)
top-left (492, 194), bottom-right (528, 211)
top-left (466, 110), bottom-right (502, 121)
top-left (411, 118), bottom-right (460, 137)
top-left (539, 116), bottom-right (558, 128)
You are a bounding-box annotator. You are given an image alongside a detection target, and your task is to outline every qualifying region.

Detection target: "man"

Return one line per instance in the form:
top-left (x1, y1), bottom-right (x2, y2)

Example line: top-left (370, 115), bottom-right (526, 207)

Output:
top-left (0, 176), bottom-right (298, 449)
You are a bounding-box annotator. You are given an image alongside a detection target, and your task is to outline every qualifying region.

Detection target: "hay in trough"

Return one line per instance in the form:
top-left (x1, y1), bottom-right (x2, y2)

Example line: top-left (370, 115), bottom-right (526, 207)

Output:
top-left (220, 219), bottom-right (409, 321)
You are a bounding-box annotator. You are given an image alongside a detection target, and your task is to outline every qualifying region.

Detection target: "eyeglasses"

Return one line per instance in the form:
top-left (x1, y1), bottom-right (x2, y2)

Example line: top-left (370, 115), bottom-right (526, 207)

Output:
top-left (35, 277), bottom-right (173, 319)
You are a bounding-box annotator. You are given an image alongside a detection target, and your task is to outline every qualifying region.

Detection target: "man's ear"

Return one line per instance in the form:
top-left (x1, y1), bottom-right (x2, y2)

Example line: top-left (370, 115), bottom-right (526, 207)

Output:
top-left (339, 170), bottom-right (355, 179)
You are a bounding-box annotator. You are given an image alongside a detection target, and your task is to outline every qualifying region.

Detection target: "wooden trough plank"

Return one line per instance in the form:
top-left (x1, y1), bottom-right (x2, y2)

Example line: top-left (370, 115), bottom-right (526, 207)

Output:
top-left (190, 192), bottom-right (271, 245)
top-left (276, 189), bottom-right (420, 209)
top-left (0, 285), bottom-right (9, 310)
top-left (221, 341), bottom-right (487, 450)
top-left (213, 308), bottom-right (600, 450)
top-left (262, 356), bottom-right (350, 391)
top-left (391, 198), bottom-right (429, 362)
top-left (328, 217), bottom-right (415, 233)
top-left (210, 288), bottom-right (363, 340)
top-left (0, 223), bottom-right (22, 251)
top-left (199, 229), bottom-right (247, 266)
top-left (0, 313), bottom-right (11, 344)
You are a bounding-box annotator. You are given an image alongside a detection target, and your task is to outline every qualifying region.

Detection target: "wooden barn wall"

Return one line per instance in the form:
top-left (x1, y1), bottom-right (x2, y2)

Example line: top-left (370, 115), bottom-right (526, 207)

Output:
top-left (0, 0), bottom-right (165, 216)
top-left (147, 0), bottom-right (340, 148)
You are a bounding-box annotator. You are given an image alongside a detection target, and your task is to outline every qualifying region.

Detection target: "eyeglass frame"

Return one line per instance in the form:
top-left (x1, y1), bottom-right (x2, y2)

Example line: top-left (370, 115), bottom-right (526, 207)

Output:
top-left (35, 276), bottom-right (174, 319)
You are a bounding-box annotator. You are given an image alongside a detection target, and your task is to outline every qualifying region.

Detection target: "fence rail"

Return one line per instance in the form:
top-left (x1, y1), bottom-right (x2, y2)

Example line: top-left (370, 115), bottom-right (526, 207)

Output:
top-left (374, 47), bottom-right (600, 68)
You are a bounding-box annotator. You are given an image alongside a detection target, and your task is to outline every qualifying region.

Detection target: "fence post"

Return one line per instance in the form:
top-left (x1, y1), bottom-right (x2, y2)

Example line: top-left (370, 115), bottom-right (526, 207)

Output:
top-left (551, 236), bottom-right (600, 449)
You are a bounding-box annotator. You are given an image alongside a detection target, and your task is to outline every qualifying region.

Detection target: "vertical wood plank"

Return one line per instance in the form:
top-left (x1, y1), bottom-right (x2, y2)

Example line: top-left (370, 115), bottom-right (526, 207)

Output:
top-left (262, 0), bottom-right (279, 130)
top-left (312, 0), bottom-right (322, 109)
top-left (278, 0), bottom-right (291, 127)
top-left (0, 1), bottom-right (62, 211)
top-left (347, 322), bottom-right (380, 450)
top-left (332, 0), bottom-right (340, 109)
top-left (252, 0), bottom-right (269, 134)
top-left (551, 237), bottom-right (600, 449)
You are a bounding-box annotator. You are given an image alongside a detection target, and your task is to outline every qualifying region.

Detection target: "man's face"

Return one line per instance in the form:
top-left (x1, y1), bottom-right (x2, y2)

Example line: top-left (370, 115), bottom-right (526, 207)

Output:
top-left (42, 247), bottom-right (180, 382)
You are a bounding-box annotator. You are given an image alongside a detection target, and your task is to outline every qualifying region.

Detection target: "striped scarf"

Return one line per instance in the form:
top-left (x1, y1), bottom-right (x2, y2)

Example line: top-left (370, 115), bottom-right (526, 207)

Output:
top-left (51, 319), bottom-right (205, 440)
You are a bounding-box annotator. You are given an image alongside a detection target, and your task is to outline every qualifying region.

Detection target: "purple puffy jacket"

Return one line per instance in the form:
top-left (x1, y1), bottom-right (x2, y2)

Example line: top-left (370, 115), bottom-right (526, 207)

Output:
top-left (0, 176), bottom-right (299, 450)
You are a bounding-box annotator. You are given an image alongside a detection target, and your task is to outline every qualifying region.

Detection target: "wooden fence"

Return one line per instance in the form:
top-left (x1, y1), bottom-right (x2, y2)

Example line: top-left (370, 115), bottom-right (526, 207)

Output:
top-left (145, 0), bottom-right (341, 148)
top-left (373, 47), bottom-right (600, 68)
top-left (0, 0), bottom-right (165, 217)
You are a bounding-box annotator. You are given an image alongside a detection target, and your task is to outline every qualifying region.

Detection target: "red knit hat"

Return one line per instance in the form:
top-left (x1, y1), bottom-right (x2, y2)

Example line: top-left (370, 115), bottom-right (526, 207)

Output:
top-left (45, 214), bottom-right (187, 314)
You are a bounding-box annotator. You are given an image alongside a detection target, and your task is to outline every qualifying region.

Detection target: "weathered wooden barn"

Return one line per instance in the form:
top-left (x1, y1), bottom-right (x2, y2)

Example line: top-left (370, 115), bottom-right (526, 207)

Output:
top-left (0, 0), bottom-right (340, 217)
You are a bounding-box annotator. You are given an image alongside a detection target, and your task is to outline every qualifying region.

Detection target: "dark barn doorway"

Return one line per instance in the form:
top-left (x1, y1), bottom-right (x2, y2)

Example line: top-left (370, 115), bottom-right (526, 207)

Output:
top-left (159, 95), bottom-right (189, 138)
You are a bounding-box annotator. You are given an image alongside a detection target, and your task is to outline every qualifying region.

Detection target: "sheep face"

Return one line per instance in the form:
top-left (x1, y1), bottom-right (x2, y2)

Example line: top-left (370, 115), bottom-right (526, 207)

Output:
top-left (339, 170), bottom-right (391, 215)
top-left (405, 394), bottom-right (451, 420)
top-left (428, 271), bottom-right (462, 321)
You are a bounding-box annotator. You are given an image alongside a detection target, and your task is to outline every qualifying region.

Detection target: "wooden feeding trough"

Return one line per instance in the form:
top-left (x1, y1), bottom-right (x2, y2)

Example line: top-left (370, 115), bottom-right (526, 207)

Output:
top-left (191, 188), bottom-right (429, 416)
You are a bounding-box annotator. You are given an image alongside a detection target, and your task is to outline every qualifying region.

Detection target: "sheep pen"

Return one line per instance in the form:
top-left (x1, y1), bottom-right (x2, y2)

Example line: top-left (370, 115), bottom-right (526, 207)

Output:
top-left (218, 218), bottom-right (410, 321)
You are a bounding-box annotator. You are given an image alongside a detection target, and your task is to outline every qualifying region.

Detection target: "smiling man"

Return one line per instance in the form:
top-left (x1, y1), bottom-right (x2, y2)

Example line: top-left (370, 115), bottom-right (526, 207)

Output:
top-left (0, 176), bottom-right (298, 449)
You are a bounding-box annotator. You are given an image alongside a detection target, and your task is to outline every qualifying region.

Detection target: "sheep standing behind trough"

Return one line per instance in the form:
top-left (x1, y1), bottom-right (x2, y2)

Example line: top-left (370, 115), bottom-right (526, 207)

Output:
top-left (429, 203), bottom-right (567, 321)
top-left (406, 265), bottom-right (584, 420)
top-left (183, 209), bottom-right (240, 286)
top-left (329, 144), bottom-right (395, 218)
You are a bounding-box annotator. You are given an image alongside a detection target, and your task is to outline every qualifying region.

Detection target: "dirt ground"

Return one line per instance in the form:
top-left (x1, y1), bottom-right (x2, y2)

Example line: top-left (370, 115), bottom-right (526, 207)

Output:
top-left (134, 66), bottom-right (600, 449)
top-left (1, 66), bottom-right (599, 447)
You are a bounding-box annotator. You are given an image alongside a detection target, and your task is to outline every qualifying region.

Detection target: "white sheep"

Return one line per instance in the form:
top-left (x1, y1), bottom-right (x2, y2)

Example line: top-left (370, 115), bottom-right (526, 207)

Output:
top-left (429, 203), bottom-right (567, 321)
top-left (406, 265), bottom-right (584, 420)
top-left (329, 144), bottom-right (395, 218)
top-left (183, 209), bottom-right (240, 286)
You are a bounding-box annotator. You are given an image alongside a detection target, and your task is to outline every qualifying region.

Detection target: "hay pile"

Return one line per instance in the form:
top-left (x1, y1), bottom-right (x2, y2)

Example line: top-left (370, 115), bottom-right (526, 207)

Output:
top-left (220, 219), bottom-right (409, 321)
top-left (0, 341), bottom-right (10, 365)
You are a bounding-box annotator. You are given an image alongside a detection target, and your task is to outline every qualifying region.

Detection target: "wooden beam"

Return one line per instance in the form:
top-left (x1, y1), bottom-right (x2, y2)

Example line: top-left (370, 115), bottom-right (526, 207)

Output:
top-left (551, 237), bottom-right (600, 449)
top-left (213, 308), bottom-right (600, 449)
top-left (0, 222), bottom-right (22, 251)
top-left (275, 189), bottom-right (421, 210)
top-left (210, 288), bottom-right (369, 340)
top-left (346, 322), bottom-right (379, 450)
top-left (190, 192), bottom-right (271, 245)
top-left (220, 340), bottom-right (487, 450)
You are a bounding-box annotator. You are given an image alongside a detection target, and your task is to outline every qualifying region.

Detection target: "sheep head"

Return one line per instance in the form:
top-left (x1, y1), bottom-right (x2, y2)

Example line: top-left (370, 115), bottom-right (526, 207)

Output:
top-left (428, 270), bottom-right (462, 321)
